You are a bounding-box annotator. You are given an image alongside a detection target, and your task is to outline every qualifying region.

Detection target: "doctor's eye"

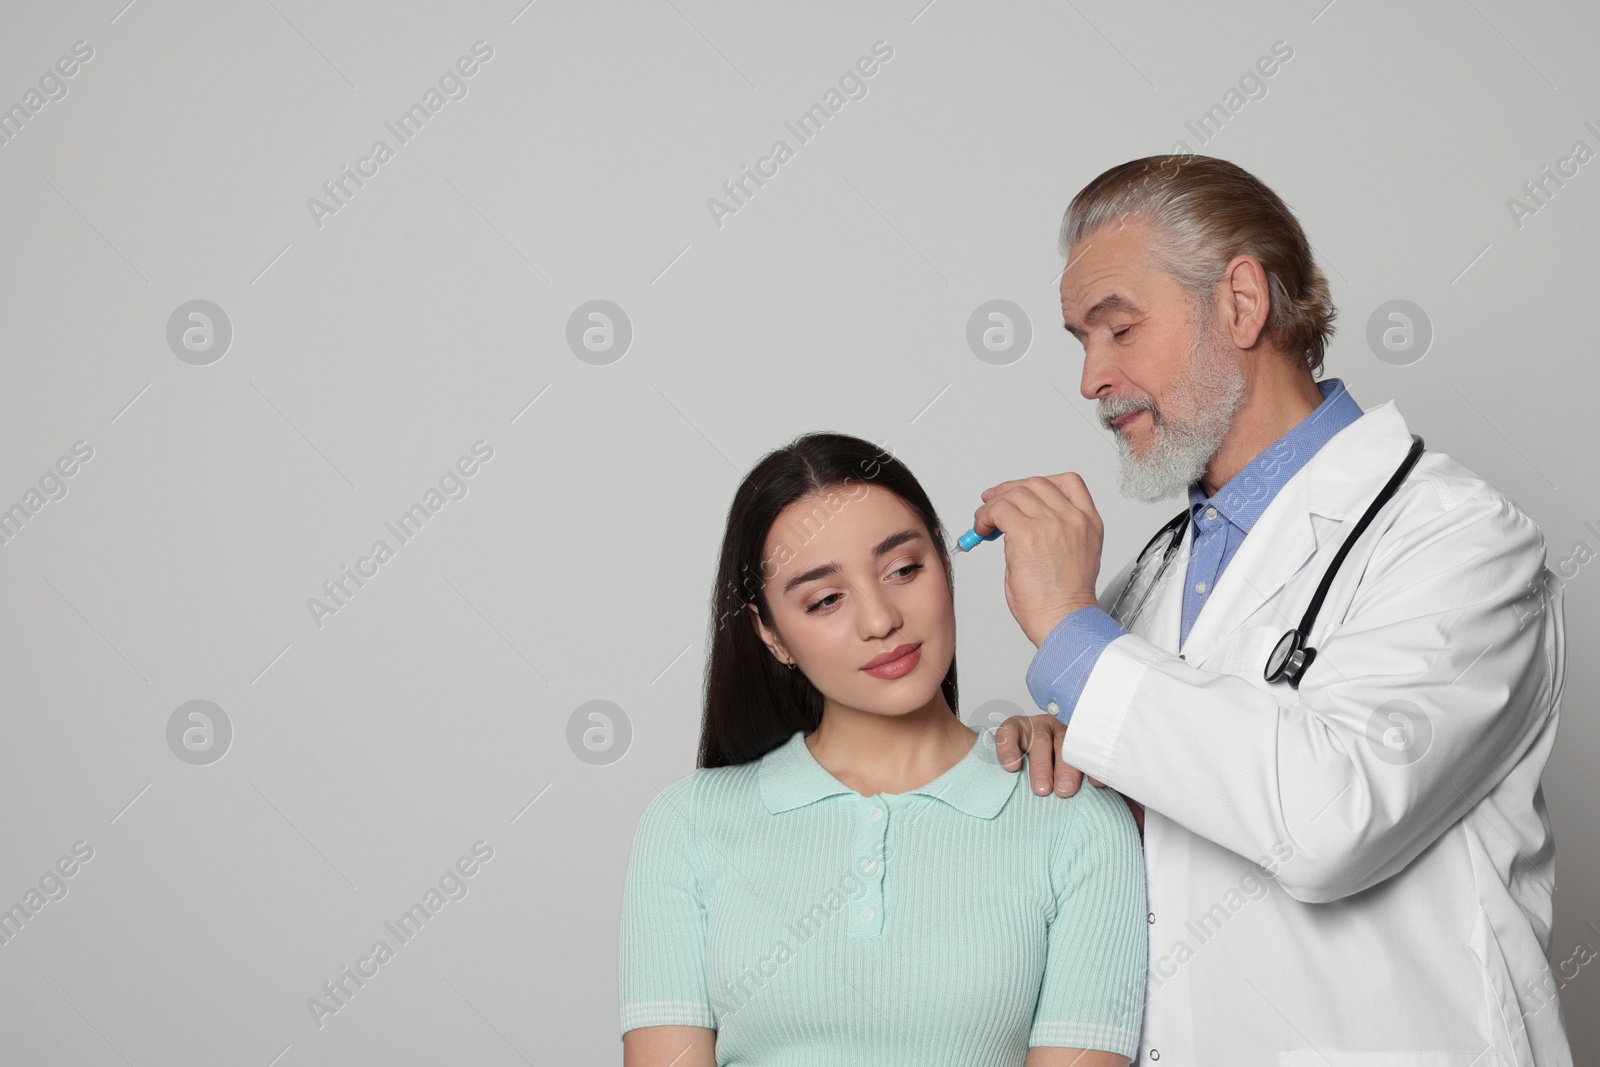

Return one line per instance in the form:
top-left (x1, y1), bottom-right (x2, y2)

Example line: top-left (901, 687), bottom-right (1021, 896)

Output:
top-left (1113, 326), bottom-right (1133, 340)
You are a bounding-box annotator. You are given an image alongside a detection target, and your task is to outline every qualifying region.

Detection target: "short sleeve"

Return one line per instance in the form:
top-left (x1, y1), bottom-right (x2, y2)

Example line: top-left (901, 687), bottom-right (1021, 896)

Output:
top-left (1029, 782), bottom-right (1149, 1057)
top-left (618, 776), bottom-right (716, 1036)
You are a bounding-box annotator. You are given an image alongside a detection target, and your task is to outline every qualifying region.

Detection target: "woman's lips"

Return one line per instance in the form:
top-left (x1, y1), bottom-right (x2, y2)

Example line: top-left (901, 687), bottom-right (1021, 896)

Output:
top-left (862, 642), bottom-right (922, 679)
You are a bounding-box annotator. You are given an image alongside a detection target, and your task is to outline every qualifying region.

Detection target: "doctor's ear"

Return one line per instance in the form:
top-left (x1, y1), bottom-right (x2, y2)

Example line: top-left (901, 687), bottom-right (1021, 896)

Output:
top-left (1216, 253), bottom-right (1273, 349)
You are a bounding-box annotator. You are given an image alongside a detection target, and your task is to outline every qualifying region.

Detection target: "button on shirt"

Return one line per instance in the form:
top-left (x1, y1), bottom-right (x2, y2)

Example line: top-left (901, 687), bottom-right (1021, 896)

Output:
top-left (617, 728), bottom-right (1149, 1064)
top-left (1029, 378), bottom-right (1364, 723)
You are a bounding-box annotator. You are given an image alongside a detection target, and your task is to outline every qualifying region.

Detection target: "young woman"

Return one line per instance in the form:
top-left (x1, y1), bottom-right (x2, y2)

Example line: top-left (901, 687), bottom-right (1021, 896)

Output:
top-left (618, 432), bottom-right (1147, 1066)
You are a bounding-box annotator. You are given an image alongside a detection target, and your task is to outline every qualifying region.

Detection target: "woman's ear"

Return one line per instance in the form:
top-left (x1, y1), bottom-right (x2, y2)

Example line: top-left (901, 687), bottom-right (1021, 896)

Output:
top-left (746, 602), bottom-right (794, 667)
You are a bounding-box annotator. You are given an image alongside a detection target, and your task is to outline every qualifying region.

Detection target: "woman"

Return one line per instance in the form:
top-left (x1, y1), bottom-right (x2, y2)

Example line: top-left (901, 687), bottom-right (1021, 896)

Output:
top-left (618, 432), bottom-right (1147, 1066)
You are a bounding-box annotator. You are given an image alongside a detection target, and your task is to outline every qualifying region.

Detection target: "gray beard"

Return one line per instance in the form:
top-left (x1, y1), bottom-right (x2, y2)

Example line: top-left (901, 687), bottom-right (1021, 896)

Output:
top-left (1100, 319), bottom-right (1247, 503)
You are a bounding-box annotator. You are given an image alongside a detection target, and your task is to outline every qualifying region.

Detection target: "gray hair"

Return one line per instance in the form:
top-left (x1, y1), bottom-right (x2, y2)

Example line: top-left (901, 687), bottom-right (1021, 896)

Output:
top-left (1059, 154), bottom-right (1336, 375)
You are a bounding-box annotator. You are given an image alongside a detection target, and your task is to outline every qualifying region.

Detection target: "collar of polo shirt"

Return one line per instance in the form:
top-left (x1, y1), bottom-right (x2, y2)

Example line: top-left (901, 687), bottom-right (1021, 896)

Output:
top-left (758, 728), bottom-right (1018, 819)
top-left (1185, 376), bottom-right (1364, 530)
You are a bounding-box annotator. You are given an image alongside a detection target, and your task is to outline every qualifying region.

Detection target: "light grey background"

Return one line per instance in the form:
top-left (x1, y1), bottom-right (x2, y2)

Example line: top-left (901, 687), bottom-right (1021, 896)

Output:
top-left (1, 0), bottom-right (1595, 1063)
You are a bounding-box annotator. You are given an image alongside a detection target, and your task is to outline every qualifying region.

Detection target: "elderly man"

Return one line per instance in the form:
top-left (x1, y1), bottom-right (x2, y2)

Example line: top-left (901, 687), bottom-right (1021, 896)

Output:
top-left (972, 155), bottom-right (1571, 1065)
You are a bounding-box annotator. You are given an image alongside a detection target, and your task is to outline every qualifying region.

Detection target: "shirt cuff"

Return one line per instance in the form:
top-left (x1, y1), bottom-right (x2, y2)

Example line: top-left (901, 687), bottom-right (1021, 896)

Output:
top-left (1024, 606), bottom-right (1128, 725)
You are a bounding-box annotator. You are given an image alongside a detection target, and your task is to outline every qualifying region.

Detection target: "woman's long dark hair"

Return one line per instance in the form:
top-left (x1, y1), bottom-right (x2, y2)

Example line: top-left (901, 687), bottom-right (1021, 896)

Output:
top-left (698, 432), bottom-right (959, 768)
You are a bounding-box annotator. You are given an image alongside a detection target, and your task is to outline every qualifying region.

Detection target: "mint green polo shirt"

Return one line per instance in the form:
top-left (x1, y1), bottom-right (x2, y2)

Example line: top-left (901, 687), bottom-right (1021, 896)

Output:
top-left (618, 727), bottom-right (1148, 1064)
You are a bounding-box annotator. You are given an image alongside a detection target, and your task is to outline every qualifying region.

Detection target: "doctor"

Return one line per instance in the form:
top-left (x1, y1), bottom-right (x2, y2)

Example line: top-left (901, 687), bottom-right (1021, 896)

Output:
top-left (972, 155), bottom-right (1571, 1065)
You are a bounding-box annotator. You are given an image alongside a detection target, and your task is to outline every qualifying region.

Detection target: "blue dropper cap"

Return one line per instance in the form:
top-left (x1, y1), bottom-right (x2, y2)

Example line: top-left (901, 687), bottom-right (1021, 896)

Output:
top-left (955, 526), bottom-right (1002, 553)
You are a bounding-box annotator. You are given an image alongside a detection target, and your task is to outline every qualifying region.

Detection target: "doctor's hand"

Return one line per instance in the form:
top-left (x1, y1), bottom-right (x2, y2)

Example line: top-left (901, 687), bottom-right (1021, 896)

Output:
top-left (996, 713), bottom-right (1145, 836)
top-left (974, 472), bottom-right (1104, 647)
top-left (993, 713), bottom-right (1105, 797)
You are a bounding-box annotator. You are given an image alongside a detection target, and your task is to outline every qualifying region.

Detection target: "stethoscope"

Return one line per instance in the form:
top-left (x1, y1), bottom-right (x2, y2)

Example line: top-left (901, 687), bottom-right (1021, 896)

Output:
top-left (1107, 433), bottom-right (1426, 688)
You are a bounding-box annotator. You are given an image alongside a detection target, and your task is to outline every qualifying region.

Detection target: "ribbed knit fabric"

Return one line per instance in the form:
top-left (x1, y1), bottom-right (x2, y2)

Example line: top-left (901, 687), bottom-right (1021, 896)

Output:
top-left (618, 727), bottom-right (1149, 1064)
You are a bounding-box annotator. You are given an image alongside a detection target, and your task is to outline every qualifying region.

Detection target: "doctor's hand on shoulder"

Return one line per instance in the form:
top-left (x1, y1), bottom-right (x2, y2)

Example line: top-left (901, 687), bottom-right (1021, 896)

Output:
top-left (969, 471), bottom-right (1117, 802)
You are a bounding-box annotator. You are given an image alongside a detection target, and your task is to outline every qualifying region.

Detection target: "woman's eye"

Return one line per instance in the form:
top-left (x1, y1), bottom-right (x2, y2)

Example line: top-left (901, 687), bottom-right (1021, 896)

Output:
top-left (804, 563), bottom-right (923, 614)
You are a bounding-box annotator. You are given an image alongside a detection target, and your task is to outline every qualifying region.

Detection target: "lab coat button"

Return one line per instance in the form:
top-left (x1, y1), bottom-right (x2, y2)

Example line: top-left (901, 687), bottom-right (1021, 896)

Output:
top-left (1149, 1051), bottom-right (1160, 1061)
top-left (1147, 911), bottom-right (1155, 924)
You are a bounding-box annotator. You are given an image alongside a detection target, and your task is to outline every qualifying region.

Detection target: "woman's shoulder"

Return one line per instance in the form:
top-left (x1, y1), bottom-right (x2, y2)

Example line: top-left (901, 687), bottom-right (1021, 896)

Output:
top-left (993, 771), bottom-right (1144, 903)
top-left (996, 751), bottom-right (1140, 842)
top-left (633, 756), bottom-right (764, 829)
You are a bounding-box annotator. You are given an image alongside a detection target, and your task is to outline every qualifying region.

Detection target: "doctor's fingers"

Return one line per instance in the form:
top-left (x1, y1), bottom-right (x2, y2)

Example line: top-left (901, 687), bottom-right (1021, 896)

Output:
top-left (981, 499), bottom-right (1102, 574)
top-left (972, 485), bottom-right (1080, 543)
top-left (1054, 759), bottom-right (1107, 795)
top-left (968, 492), bottom-right (1037, 541)
top-left (982, 471), bottom-right (1099, 520)
top-left (1045, 471), bottom-right (1099, 521)
top-left (995, 713), bottom-right (1075, 796)
top-left (985, 480), bottom-right (1101, 542)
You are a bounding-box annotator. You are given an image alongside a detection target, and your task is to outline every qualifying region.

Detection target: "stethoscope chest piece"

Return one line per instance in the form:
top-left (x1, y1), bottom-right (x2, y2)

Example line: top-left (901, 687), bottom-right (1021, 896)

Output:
top-left (1113, 433), bottom-right (1425, 690)
top-left (1258, 433), bottom-right (1425, 690)
top-left (1264, 628), bottom-right (1316, 687)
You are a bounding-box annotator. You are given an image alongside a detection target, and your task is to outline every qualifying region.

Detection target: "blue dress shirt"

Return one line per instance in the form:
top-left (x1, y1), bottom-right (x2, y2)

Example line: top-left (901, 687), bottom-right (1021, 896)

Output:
top-left (1025, 377), bottom-right (1365, 724)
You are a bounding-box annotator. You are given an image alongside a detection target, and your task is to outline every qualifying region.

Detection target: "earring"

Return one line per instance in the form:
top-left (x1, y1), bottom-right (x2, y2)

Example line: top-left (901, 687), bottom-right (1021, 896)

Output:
top-left (786, 660), bottom-right (796, 670)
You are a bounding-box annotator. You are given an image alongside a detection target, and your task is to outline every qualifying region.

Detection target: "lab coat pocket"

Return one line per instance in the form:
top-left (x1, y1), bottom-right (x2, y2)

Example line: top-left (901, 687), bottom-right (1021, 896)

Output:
top-left (1203, 624), bottom-right (1287, 684)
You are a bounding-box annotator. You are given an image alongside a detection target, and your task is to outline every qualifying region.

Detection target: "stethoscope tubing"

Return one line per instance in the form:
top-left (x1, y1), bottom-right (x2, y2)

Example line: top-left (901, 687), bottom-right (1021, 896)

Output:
top-left (1108, 433), bottom-right (1426, 686)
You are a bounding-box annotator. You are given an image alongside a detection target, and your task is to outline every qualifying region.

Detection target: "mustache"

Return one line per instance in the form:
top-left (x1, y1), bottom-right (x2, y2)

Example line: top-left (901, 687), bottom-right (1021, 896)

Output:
top-left (1098, 392), bottom-right (1158, 431)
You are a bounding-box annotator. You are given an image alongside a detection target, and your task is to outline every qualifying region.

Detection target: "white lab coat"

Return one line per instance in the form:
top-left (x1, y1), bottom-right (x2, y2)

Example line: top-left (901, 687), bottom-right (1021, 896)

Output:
top-left (1062, 398), bottom-right (1571, 1065)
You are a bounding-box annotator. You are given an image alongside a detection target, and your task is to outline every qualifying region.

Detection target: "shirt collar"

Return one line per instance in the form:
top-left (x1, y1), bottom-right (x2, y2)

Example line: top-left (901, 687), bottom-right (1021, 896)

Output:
top-left (1187, 376), bottom-right (1365, 534)
top-left (758, 728), bottom-right (1018, 819)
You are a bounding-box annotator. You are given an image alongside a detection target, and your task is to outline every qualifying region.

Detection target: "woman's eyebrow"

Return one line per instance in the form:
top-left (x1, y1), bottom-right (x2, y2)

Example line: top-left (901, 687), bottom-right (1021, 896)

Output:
top-left (781, 528), bottom-right (925, 595)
